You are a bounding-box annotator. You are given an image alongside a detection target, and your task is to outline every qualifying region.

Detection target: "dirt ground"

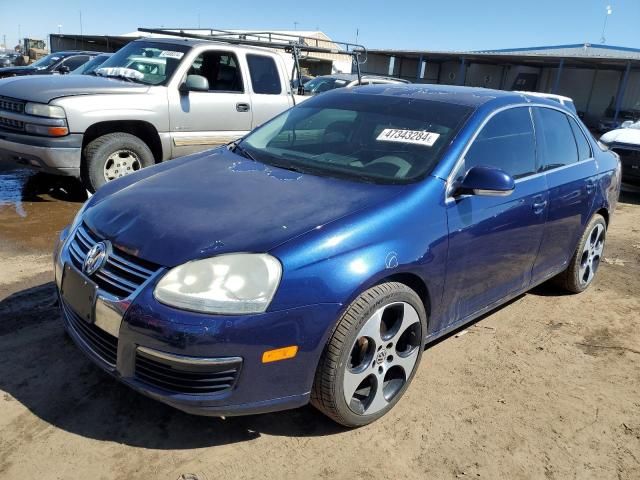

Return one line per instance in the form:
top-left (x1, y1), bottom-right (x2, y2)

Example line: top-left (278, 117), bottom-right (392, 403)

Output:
top-left (0, 166), bottom-right (639, 480)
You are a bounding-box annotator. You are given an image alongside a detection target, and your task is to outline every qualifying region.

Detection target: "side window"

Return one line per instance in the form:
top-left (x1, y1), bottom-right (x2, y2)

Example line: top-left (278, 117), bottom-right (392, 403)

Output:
top-left (463, 107), bottom-right (537, 180)
top-left (534, 108), bottom-right (579, 171)
top-left (188, 51), bottom-right (243, 92)
top-left (60, 55), bottom-right (89, 70)
top-left (246, 54), bottom-right (282, 95)
top-left (568, 117), bottom-right (592, 161)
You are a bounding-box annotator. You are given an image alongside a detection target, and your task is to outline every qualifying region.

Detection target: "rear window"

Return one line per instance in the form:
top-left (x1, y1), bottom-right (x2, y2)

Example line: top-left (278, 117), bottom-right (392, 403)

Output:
top-left (246, 54), bottom-right (282, 95)
top-left (534, 108), bottom-right (579, 171)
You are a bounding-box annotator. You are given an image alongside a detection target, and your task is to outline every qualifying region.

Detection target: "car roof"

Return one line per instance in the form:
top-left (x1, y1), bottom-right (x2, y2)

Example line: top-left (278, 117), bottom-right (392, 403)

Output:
top-left (312, 73), bottom-right (407, 82)
top-left (326, 83), bottom-right (557, 109)
top-left (51, 50), bottom-right (103, 57)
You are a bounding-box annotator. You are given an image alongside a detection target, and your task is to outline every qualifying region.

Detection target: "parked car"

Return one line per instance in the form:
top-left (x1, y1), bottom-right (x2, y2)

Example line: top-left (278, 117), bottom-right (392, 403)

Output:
top-left (516, 91), bottom-right (577, 114)
top-left (0, 38), bottom-right (309, 192)
top-left (303, 74), bottom-right (409, 94)
top-left (0, 55), bottom-right (11, 68)
top-left (54, 85), bottom-right (620, 427)
top-left (71, 53), bottom-right (112, 75)
top-left (0, 51), bottom-right (99, 79)
top-left (291, 74), bottom-right (314, 91)
top-left (600, 122), bottom-right (640, 184)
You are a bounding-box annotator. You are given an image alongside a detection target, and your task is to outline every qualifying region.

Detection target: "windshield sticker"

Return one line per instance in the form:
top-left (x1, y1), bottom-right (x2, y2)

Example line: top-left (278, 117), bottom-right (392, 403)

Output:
top-left (159, 50), bottom-right (184, 59)
top-left (376, 129), bottom-right (440, 147)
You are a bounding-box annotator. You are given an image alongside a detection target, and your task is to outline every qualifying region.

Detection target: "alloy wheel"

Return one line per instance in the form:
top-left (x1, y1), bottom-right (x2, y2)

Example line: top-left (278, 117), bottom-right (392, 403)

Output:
top-left (343, 302), bottom-right (422, 416)
top-left (579, 223), bottom-right (605, 287)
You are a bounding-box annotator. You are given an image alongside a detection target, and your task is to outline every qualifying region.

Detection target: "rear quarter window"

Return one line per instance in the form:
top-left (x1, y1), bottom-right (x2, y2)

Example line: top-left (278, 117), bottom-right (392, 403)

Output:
top-left (247, 54), bottom-right (282, 95)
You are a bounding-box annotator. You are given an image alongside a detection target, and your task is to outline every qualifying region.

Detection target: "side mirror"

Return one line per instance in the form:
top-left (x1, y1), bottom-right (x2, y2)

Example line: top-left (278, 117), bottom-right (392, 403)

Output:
top-left (458, 165), bottom-right (515, 196)
top-left (179, 74), bottom-right (209, 94)
top-left (58, 65), bottom-right (70, 74)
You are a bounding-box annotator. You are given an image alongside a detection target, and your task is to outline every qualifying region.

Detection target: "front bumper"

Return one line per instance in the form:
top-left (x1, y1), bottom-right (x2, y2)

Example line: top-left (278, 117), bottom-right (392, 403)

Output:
top-left (55, 230), bottom-right (342, 416)
top-left (0, 130), bottom-right (82, 176)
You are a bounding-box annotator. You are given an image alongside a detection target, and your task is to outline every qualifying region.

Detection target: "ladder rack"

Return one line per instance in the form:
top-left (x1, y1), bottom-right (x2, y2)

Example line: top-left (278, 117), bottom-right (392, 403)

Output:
top-left (137, 27), bottom-right (367, 93)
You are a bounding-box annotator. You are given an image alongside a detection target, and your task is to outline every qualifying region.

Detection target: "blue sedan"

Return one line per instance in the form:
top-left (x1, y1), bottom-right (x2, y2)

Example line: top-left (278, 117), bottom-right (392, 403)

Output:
top-left (54, 85), bottom-right (621, 427)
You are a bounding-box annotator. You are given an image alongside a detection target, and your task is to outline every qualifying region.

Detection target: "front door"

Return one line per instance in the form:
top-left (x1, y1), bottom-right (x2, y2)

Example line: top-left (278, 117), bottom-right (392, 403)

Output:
top-left (530, 107), bottom-right (597, 283)
top-left (168, 49), bottom-right (253, 157)
top-left (443, 106), bottom-right (548, 325)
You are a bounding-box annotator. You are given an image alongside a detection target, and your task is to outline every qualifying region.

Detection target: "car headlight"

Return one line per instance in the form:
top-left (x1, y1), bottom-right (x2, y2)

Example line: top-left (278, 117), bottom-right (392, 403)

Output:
top-left (154, 254), bottom-right (282, 314)
top-left (24, 102), bottom-right (66, 118)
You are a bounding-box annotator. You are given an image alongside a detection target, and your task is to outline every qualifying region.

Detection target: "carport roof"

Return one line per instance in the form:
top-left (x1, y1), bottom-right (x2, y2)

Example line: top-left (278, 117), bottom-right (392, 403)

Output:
top-left (368, 43), bottom-right (640, 70)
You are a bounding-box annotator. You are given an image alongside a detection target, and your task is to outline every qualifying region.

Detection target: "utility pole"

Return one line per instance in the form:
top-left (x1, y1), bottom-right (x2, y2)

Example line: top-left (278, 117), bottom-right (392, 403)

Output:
top-left (2, 34), bottom-right (6, 50)
top-left (18, 24), bottom-right (21, 48)
top-left (293, 21), bottom-right (299, 31)
top-left (79, 10), bottom-right (83, 40)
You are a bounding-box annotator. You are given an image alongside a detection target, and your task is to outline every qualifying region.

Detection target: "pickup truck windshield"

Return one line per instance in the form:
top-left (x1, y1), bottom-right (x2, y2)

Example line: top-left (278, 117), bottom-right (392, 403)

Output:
top-left (241, 92), bottom-right (473, 184)
top-left (95, 41), bottom-right (190, 85)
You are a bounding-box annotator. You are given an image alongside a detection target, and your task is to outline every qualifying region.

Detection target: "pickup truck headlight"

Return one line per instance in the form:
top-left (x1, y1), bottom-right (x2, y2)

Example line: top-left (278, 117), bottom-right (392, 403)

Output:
top-left (24, 102), bottom-right (66, 118)
top-left (154, 254), bottom-right (282, 314)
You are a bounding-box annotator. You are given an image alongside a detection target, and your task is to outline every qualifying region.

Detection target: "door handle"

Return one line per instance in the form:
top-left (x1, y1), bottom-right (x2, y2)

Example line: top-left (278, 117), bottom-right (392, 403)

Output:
top-left (585, 180), bottom-right (595, 193)
top-left (236, 103), bottom-right (250, 112)
top-left (532, 199), bottom-right (547, 214)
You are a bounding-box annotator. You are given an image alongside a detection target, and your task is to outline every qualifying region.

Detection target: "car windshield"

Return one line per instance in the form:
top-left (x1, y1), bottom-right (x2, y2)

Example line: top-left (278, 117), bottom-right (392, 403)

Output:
top-left (30, 53), bottom-right (62, 70)
top-left (95, 41), bottom-right (190, 85)
top-left (240, 92), bottom-right (473, 184)
top-left (71, 54), bottom-right (110, 75)
top-left (304, 77), bottom-right (351, 94)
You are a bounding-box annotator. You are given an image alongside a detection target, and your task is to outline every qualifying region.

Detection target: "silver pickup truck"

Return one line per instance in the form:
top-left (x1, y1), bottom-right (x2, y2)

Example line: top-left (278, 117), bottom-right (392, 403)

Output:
top-left (0, 37), bottom-right (308, 191)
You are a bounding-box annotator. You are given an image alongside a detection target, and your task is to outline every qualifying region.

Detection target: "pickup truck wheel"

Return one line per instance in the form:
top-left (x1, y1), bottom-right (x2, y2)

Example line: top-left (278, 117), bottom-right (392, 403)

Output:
top-left (83, 133), bottom-right (155, 192)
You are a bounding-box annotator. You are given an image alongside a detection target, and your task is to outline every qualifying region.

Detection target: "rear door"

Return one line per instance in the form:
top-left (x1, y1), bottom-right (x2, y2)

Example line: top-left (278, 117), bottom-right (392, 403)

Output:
top-left (530, 107), bottom-right (597, 283)
top-left (443, 106), bottom-right (548, 324)
top-left (245, 53), bottom-right (292, 128)
top-left (168, 49), bottom-right (253, 156)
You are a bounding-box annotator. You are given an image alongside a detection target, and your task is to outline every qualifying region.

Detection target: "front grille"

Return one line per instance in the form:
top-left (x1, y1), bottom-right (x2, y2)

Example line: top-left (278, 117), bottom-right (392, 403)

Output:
top-left (135, 351), bottom-right (242, 395)
top-left (0, 115), bottom-right (24, 131)
top-left (68, 223), bottom-right (161, 298)
top-left (0, 97), bottom-right (24, 113)
top-left (62, 300), bottom-right (118, 366)
top-left (614, 148), bottom-right (640, 181)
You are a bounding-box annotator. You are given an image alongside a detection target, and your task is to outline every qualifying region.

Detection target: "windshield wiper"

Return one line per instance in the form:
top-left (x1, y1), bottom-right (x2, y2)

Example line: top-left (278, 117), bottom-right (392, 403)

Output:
top-left (229, 141), bottom-right (256, 161)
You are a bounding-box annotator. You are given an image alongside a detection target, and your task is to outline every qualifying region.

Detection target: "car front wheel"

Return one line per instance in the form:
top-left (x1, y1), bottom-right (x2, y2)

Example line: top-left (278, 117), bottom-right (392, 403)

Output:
top-left (83, 132), bottom-right (155, 192)
top-left (311, 282), bottom-right (426, 427)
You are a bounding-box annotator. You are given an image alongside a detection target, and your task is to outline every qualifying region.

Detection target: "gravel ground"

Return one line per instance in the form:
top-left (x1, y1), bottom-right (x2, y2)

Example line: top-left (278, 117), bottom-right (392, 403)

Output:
top-left (0, 167), bottom-right (638, 480)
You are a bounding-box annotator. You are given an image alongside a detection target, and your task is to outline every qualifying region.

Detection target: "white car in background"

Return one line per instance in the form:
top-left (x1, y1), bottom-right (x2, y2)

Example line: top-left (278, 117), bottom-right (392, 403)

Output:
top-left (600, 121), bottom-right (640, 185)
top-left (516, 91), bottom-right (577, 114)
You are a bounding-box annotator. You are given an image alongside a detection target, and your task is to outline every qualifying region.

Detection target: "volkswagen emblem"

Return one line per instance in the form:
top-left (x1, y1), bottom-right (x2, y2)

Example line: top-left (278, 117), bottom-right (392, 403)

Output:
top-left (83, 241), bottom-right (109, 276)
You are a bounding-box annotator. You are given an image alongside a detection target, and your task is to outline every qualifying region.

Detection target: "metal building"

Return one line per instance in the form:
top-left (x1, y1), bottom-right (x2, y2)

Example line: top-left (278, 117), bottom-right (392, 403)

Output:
top-left (362, 44), bottom-right (640, 129)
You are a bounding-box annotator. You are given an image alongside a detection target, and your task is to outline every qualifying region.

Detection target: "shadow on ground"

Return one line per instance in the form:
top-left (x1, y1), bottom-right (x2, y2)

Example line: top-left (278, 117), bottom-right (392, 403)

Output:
top-left (0, 283), bottom-right (345, 450)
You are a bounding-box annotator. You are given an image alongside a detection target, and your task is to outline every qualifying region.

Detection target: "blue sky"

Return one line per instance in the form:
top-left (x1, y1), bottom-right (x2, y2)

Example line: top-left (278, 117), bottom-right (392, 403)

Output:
top-left (0, 0), bottom-right (638, 52)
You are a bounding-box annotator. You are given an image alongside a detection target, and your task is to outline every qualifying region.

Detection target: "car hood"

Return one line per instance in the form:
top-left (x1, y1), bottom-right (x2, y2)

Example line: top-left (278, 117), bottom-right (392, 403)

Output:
top-left (84, 148), bottom-right (404, 267)
top-left (0, 66), bottom-right (38, 76)
top-left (0, 74), bottom-right (148, 103)
top-left (601, 127), bottom-right (640, 147)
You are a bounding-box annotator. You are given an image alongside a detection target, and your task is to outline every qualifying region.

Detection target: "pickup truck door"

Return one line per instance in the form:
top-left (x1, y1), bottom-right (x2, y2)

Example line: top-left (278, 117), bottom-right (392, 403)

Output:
top-left (168, 49), bottom-right (253, 157)
top-left (245, 53), bottom-right (294, 129)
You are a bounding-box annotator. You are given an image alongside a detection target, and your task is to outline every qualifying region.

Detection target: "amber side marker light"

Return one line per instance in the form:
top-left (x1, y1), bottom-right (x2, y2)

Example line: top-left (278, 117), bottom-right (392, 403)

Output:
top-left (262, 346), bottom-right (298, 363)
top-left (49, 126), bottom-right (69, 136)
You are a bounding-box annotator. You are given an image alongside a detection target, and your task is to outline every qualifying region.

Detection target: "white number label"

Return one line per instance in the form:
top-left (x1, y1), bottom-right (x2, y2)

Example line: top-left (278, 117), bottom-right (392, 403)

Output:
top-left (159, 50), bottom-right (184, 59)
top-left (376, 129), bottom-right (440, 147)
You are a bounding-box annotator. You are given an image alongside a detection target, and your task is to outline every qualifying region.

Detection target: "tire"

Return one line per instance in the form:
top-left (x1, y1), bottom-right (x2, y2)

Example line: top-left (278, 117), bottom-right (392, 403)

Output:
top-left (311, 282), bottom-right (427, 427)
top-left (554, 213), bottom-right (607, 293)
top-left (82, 133), bottom-right (155, 192)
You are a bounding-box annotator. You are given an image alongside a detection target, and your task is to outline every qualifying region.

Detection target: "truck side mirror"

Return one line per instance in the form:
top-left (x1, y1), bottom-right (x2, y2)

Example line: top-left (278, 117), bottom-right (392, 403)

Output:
top-left (180, 75), bottom-right (209, 94)
top-left (458, 165), bottom-right (515, 196)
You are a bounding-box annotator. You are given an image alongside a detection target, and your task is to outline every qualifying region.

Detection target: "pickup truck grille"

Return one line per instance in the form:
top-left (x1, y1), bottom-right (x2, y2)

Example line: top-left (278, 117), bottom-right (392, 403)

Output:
top-left (68, 223), bottom-right (162, 298)
top-left (0, 97), bottom-right (24, 113)
top-left (0, 116), bottom-right (24, 131)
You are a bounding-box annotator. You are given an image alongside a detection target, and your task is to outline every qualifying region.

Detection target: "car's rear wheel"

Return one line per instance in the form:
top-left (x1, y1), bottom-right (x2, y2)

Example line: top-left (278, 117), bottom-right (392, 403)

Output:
top-left (83, 132), bottom-right (155, 192)
top-left (555, 213), bottom-right (607, 293)
top-left (311, 282), bottom-right (426, 427)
